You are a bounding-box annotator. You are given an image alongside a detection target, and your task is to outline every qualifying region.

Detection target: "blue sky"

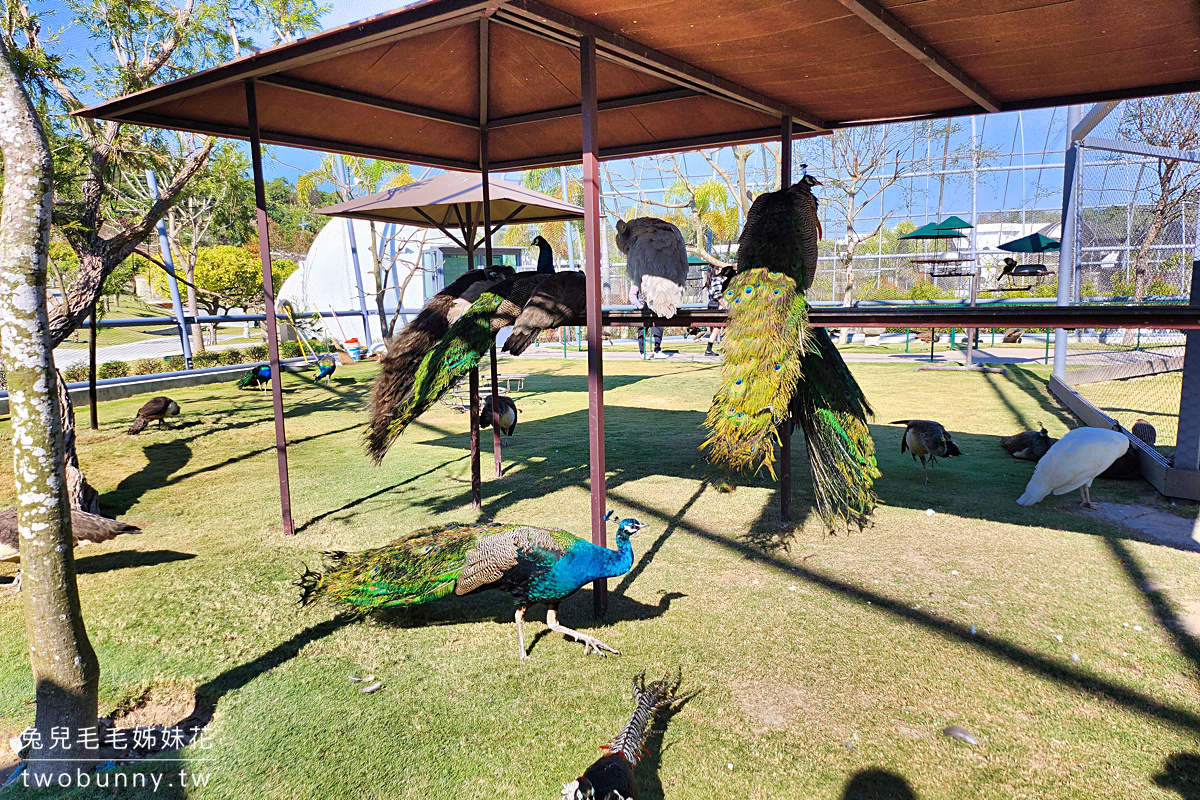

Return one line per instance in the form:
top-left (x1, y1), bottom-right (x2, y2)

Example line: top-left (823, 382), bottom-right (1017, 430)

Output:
top-left (36, 0), bottom-right (1072, 227)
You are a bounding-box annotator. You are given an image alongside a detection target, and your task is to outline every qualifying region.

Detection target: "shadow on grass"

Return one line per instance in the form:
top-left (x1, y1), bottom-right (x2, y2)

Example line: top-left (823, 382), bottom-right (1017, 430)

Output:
top-left (980, 364), bottom-right (1077, 432)
top-left (1153, 753), bottom-right (1200, 799)
top-left (103, 440), bottom-right (194, 515)
top-left (75, 549), bottom-right (195, 575)
top-left (840, 769), bottom-right (918, 800)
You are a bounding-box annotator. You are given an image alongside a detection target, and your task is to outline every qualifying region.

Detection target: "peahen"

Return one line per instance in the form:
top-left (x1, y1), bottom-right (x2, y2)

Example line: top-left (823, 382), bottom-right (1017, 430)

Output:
top-left (894, 420), bottom-right (963, 484)
top-left (237, 364), bottom-right (272, 392)
top-left (314, 354), bottom-right (337, 386)
top-left (532, 235), bottom-right (556, 273)
top-left (701, 175), bottom-right (880, 531)
top-left (369, 269), bottom-right (584, 457)
top-left (127, 396), bottom-right (179, 434)
top-left (365, 265), bottom-right (515, 463)
top-left (615, 217), bottom-right (689, 318)
top-left (1, 508), bottom-right (140, 592)
top-left (1001, 423), bottom-right (1055, 461)
top-left (298, 515), bottom-right (647, 660)
top-left (480, 393), bottom-right (518, 445)
top-left (562, 671), bottom-right (698, 800)
top-left (1017, 426), bottom-right (1129, 508)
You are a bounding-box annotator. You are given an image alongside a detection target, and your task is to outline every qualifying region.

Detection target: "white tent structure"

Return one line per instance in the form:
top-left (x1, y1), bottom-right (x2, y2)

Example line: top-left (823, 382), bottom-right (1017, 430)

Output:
top-left (277, 217), bottom-right (524, 350)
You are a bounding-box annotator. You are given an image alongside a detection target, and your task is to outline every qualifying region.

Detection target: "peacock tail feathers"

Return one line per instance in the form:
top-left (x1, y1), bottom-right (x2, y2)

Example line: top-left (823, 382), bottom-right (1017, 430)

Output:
top-left (702, 268), bottom-right (808, 478)
top-left (602, 670), bottom-right (698, 766)
top-left (298, 524), bottom-right (488, 613)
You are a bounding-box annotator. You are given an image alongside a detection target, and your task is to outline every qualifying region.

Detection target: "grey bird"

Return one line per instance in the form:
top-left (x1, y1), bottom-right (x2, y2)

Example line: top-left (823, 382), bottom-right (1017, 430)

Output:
top-left (893, 420), bottom-right (963, 484)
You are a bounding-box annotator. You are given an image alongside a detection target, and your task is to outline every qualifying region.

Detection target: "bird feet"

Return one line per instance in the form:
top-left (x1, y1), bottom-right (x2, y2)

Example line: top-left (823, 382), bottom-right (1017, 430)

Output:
top-left (545, 607), bottom-right (620, 656)
top-left (5, 572), bottom-right (21, 594)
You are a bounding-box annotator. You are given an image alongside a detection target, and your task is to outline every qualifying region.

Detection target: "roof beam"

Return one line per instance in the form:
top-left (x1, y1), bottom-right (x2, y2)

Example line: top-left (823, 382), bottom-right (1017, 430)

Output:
top-left (831, 0), bottom-right (1000, 113)
top-left (258, 74), bottom-right (478, 128)
top-left (121, 110), bottom-right (479, 171)
top-left (1071, 101), bottom-right (1119, 142)
top-left (487, 87), bottom-right (698, 129)
top-left (495, 0), bottom-right (826, 131)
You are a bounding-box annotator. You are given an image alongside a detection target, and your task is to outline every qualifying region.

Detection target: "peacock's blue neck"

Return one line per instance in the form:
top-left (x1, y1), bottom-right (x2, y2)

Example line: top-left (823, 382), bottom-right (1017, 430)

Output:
top-left (593, 533), bottom-right (634, 579)
top-left (536, 244), bottom-right (554, 273)
top-left (533, 534), bottom-right (635, 602)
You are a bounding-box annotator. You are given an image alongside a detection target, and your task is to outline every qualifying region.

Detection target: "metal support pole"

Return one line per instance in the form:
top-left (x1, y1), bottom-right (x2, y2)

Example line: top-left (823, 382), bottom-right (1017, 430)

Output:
top-left (965, 115), bottom-right (978, 368)
top-left (146, 170), bottom-right (193, 369)
top-left (561, 165), bottom-right (577, 269)
top-left (336, 154), bottom-right (373, 350)
top-left (1174, 219), bottom-right (1200, 470)
top-left (581, 35), bottom-right (608, 617)
top-left (779, 115), bottom-right (793, 525)
top-left (480, 17), bottom-right (502, 479)
top-left (245, 79), bottom-right (294, 536)
top-left (88, 306), bottom-right (98, 430)
top-left (469, 366), bottom-right (482, 509)
top-left (1053, 106), bottom-right (1082, 379)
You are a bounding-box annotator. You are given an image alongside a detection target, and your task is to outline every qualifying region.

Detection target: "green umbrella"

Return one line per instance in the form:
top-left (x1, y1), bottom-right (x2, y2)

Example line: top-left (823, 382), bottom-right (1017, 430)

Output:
top-left (936, 215), bottom-right (973, 230)
top-left (997, 232), bottom-right (1061, 253)
top-left (899, 221), bottom-right (968, 240)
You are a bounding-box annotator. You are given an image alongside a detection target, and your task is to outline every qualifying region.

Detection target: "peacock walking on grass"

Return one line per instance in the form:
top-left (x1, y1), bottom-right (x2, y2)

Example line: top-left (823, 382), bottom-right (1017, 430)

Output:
top-left (127, 396), bottom-right (179, 434)
top-left (365, 265), bottom-right (515, 463)
top-left (314, 355), bottom-right (337, 386)
top-left (238, 364), bottom-right (272, 392)
top-left (1, 508), bottom-right (140, 593)
top-left (367, 269), bottom-right (584, 459)
top-left (562, 671), bottom-right (698, 800)
top-left (701, 175), bottom-right (880, 531)
top-left (298, 515), bottom-right (646, 660)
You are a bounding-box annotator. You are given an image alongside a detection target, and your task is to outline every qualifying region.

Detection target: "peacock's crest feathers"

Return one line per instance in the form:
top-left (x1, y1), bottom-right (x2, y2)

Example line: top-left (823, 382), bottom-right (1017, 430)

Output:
top-left (702, 268), bottom-right (808, 478)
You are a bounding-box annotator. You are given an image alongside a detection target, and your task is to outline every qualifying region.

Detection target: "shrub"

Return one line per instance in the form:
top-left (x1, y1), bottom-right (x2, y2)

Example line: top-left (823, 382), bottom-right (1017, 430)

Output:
top-left (279, 341), bottom-right (302, 358)
top-left (62, 363), bottom-right (89, 384)
top-left (98, 360), bottom-right (129, 379)
top-left (218, 348), bottom-right (246, 365)
top-left (164, 356), bottom-right (186, 372)
top-left (907, 280), bottom-right (950, 301)
top-left (860, 281), bottom-right (904, 302)
top-left (132, 358), bottom-right (161, 375)
top-left (193, 351), bottom-right (221, 368)
top-left (246, 344), bottom-right (268, 361)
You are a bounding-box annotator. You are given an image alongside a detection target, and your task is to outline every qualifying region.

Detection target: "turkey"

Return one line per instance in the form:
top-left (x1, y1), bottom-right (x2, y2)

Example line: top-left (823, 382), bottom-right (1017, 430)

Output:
top-left (894, 420), bottom-right (963, 484)
top-left (702, 176), bottom-right (879, 531)
top-left (479, 393), bottom-right (518, 445)
top-left (615, 217), bottom-right (689, 318)
top-left (1016, 426), bottom-right (1130, 508)
top-left (299, 515), bottom-right (646, 660)
top-left (1, 508), bottom-right (141, 592)
top-left (365, 265), bottom-right (515, 463)
top-left (562, 671), bottom-right (698, 800)
top-left (127, 396), bottom-right (180, 434)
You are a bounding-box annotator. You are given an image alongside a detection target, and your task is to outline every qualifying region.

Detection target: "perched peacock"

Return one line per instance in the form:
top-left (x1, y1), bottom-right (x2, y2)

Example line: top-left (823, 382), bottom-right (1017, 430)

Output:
top-left (562, 671), bottom-right (699, 800)
top-left (368, 269), bottom-right (584, 458)
top-left (314, 354), bottom-right (337, 386)
top-left (701, 175), bottom-right (880, 531)
top-left (365, 265), bottom-right (516, 463)
top-left (298, 515), bottom-right (646, 660)
top-left (237, 364), bottom-right (272, 392)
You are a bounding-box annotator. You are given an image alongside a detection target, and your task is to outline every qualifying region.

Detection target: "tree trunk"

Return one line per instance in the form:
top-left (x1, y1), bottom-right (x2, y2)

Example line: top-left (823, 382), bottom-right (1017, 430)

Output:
top-left (57, 375), bottom-right (100, 514)
top-left (0, 37), bottom-right (100, 784)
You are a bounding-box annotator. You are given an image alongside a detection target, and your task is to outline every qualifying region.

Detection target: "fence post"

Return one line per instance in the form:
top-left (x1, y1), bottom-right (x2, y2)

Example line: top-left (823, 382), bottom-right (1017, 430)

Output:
top-left (146, 170), bottom-right (193, 370)
top-left (1174, 261), bottom-right (1200, 471)
top-left (88, 305), bottom-right (98, 430)
top-left (1053, 106), bottom-right (1083, 380)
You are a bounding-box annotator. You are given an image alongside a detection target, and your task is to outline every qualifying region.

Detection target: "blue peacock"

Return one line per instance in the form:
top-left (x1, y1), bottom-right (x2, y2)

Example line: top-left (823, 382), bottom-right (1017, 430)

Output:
top-left (702, 175), bottom-right (880, 531)
top-left (237, 364), bottom-right (272, 392)
top-left (298, 514), bottom-right (646, 660)
top-left (313, 355), bottom-right (337, 386)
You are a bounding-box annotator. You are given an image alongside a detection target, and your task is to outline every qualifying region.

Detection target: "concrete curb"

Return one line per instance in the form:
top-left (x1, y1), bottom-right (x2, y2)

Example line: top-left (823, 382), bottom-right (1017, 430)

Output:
top-left (0, 358), bottom-right (313, 416)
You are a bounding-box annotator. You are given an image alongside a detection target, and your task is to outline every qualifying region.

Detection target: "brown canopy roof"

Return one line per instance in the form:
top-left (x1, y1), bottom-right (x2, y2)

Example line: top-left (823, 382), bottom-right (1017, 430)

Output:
top-left (314, 172), bottom-right (582, 231)
top-left (77, 0), bottom-right (1200, 170)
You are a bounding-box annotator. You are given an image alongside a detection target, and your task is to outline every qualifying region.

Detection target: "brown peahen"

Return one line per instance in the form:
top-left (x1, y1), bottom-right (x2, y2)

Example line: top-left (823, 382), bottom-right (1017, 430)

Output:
top-left (893, 420), bottom-right (963, 484)
top-left (1000, 423), bottom-right (1055, 461)
top-left (298, 515), bottom-right (646, 660)
top-left (0, 508), bottom-right (141, 592)
top-left (562, 671), bottom-right (698, 800)
top-left (701, 175), bottom-right (880, 531)
top-left (127, 396), bottom-right (179, 434)
top-left (479, 393), bottom-right (518, 445)
top-left (366, 269), bottom-right (584, 460)
top-left (365, 265), bottom-right (515, 463)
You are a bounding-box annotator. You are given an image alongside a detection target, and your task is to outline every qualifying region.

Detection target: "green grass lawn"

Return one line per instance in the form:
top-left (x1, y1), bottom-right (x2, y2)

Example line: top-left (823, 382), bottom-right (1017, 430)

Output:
top-left (0, 359), bottom-right (1198, 799)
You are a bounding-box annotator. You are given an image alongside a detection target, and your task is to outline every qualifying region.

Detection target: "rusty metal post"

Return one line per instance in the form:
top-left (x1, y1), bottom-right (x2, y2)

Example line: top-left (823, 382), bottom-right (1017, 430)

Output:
top-left (88, 305), bottom-right (98, 430)
top-left (581, 35), bottom-right (608, 617)
top-left (245, 79), bottom-right (294, 536)
top-left (779, 115), bottom-right (793, 525)
top-left (480, 17), bottom-right (503, 478)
